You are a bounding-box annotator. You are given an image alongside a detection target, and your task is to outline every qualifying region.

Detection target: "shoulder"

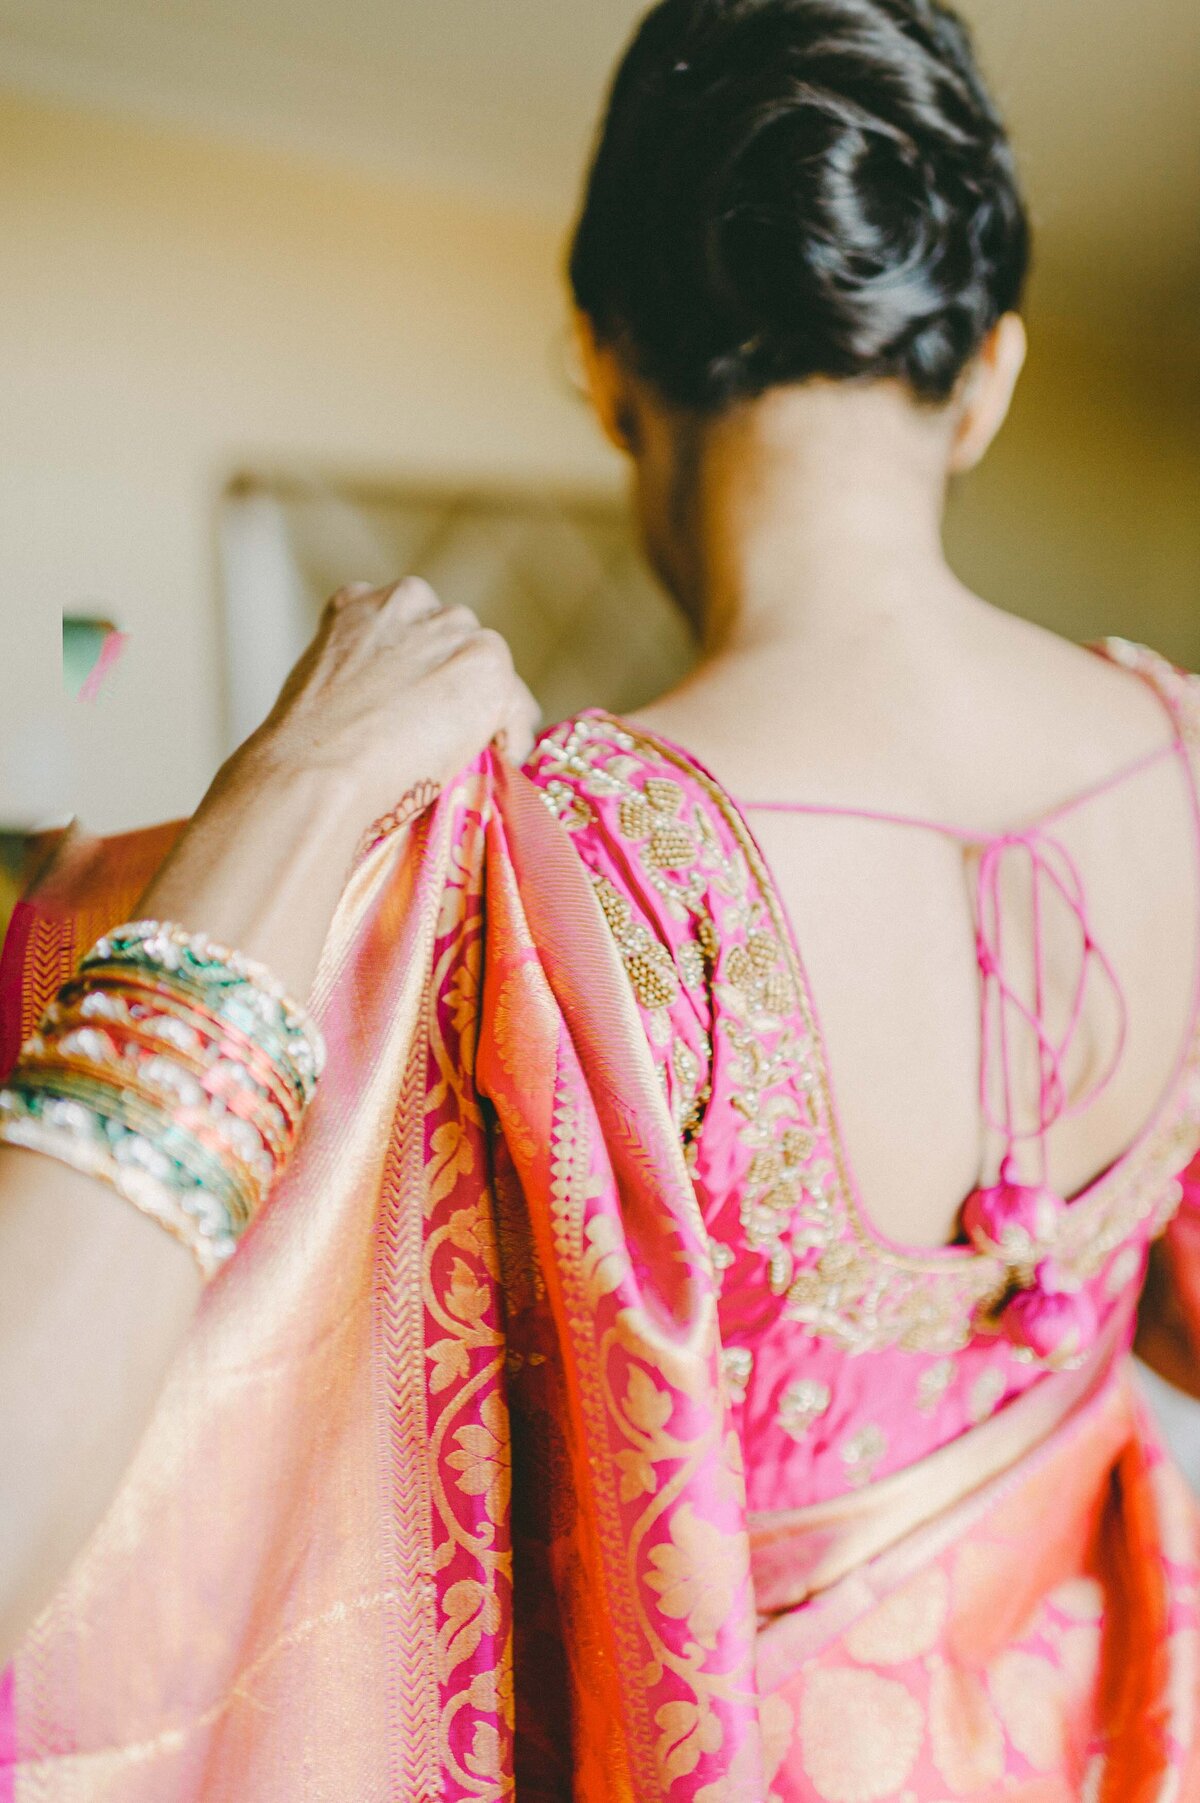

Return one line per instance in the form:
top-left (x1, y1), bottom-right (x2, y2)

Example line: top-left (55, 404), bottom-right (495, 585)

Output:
top-left (523, 711), bottom-right (746, 1144)
top-left (1013, 631), bottom-right (1200, 777)
top-left (522, 709), bottom-right (752, 945)
top-left (1095, 637), bottom-right (1200, 733)
top-left (522, 711), bottom-right (803, 1146)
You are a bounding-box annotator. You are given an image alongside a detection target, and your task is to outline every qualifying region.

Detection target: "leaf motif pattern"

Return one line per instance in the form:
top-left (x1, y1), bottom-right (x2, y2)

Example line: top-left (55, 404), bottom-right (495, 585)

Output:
top-left (645, 1504), bottom-right (743, 1653)
top-left (478, 760), bottom-right (768, 1796)
top-left (421, 787), bottom-right (514, 1796)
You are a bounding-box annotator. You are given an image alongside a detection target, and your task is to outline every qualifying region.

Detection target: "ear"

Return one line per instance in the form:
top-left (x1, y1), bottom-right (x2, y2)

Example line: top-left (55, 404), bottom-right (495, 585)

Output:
top-left (947, 312), bottom-right (1027, 474)
top-left (571, 309), bottom-right (637, 454)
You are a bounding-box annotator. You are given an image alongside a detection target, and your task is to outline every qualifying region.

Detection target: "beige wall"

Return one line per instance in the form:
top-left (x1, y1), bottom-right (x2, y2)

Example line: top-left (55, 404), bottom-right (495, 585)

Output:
top-left (2, 90), bottom-right (1197, 836)
top-left (947, 315), bottom-right (1200, 668)
top-left (0, 92), bottom-right (612, 833)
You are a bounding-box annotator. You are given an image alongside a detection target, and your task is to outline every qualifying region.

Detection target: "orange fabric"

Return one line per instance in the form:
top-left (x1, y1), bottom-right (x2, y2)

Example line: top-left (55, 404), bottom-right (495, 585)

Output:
top-left (0, 761), bottom-right (762, 1798)
top-left (2, 763), bottom-right (1200, 1800)
top-left (0, 820), bottom-right (181, 1074)
top-left (757, 1360), bottom-right (1200, 1800)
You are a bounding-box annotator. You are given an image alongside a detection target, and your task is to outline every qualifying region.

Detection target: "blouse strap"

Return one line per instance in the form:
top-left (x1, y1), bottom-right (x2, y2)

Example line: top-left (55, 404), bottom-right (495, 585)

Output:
top-left (740, 735), bottom-right (1182, 842)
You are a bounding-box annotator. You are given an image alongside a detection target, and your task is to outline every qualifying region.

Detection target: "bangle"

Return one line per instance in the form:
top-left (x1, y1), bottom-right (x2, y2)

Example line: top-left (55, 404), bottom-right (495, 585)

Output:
top-left (79, 921), bottom-right (323, 1097)
top-left (0, 920), bottom-right (324, 1278)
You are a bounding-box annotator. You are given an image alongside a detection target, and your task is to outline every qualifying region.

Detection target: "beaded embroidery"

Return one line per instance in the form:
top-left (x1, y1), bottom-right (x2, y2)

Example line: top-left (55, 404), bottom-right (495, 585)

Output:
top-left (777, 1378), bottom-right (832, 1441)
top-left (526, 642), bottom-right (1200, 1362)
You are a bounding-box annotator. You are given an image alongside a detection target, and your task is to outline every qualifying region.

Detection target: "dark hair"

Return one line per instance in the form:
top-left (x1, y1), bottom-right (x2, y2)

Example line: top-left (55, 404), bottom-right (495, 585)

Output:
top-left (569, 0), bottom-right (1030, 411)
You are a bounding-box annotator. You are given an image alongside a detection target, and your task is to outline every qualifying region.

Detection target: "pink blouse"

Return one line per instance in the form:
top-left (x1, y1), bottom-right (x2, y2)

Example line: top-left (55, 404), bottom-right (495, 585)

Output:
top-left (523, 637), bottom-right (1200, 1514)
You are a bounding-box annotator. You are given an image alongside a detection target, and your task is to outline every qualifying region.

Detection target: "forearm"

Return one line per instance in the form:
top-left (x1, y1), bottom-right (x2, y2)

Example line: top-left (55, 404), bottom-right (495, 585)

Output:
top-left (138, 740), bottom-right (369, 1005)
top-left (0, 577), bottom-right (533, 1663)
top-left (0, 748), bottom-right (370, 1661)
top-left (0, 1148), bottom-right (201, 1661)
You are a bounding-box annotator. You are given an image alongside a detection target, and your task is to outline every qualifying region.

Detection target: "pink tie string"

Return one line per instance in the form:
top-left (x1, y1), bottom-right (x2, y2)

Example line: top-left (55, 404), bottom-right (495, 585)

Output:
top-left (972, 825), bottom-right (1128, 1185)
top-left (742, 733), bottom-right (1183, 1192)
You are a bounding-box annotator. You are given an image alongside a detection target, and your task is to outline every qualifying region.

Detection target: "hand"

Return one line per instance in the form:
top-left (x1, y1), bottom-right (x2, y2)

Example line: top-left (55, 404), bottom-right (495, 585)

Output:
top-left (242, 578), bottom-right (541, 824)
top-left (140, 577), bottom-right (540, 1000)
top-left (0, 587), bottom-right (541, 1656)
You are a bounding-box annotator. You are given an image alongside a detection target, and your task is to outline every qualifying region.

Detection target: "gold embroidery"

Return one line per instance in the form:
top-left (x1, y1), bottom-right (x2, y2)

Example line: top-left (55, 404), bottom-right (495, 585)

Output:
top-left (625, 953), bottom-right (679, 1013)
top-left (721, 1344), bottom-right (753, 1404)
top-left (537, 776), bottom-right (594, 831)
top-left (725, 930), bottom-right (793, 1017)
top-left (841, 1422), bottom-right (887, 1488)
top-left (672, 1036), bottom-right (711, 1140)
top-left (530, 718), bottom-right (731, 1147)
top-left (618, 793), bottom-right (654, 840)
top-left (528, 647), bottom-right (1200, 1367)
top-left (648, 820), bottom-right (698, 871)
top-left (777, 1377), bottom-right (831, 1441)
top-left (645, 776), bottom-right (687, 815)
top-left (590, 871), bottom-right (680, 1011)
top-left (916, 1358), bottom-right (955, 1414)
top-left (967, 1366), bottom-right (1007, 1426)
top-left (530, 713), bottom-right (1003, 1353)
top-left (531, 716), bottom-right (741, 928)
top-left (678, 938), bottom-right (707, 991)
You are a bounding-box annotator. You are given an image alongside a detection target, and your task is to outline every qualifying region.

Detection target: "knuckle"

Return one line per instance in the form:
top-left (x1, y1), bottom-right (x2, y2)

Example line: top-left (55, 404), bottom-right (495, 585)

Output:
top-left (442, 603), bottom-right (480, 631)
top-left (473, 626), bottom-right (511, 664)
top-left (388, 575), bottom-right (439, 616)
top-left (328, 581), bottom-right (375, 612)
top-left (436, 626), bottom-right (515, 704)
top-left (469, 636), bottom-right (515, 686)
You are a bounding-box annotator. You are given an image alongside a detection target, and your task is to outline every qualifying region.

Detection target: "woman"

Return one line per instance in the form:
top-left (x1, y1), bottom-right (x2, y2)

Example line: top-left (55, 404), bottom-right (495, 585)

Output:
top-left (3, 0), bottom-right (1200, 1796)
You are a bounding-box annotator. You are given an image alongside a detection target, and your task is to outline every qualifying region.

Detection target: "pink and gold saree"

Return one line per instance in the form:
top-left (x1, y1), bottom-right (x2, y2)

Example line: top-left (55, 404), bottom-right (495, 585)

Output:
top-left (3, 636), bottom-right (1200, 1800)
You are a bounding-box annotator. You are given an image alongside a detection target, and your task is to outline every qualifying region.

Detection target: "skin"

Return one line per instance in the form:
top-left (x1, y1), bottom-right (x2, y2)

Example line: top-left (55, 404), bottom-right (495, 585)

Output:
top-left (576, 311), bottom-right (1200, 1262)
top-left (2, 313), bottom-right (1196, 1656)
top-left (0, 579), bottom-right (538, 1661)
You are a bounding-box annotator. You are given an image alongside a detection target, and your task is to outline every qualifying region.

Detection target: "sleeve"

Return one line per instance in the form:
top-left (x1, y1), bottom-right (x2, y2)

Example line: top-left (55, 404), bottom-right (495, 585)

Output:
top-left (524, 712), bottom-right (844, 1404)
top-left (522, 714), bottom-right (719, 1161)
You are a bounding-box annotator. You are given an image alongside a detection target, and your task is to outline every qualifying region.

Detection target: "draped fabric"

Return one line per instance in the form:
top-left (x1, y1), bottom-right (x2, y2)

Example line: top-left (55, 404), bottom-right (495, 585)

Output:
top-left (0, 756), bottom-right (763, 1799)
top-left (2, 647), bottom-right (1200, 1798)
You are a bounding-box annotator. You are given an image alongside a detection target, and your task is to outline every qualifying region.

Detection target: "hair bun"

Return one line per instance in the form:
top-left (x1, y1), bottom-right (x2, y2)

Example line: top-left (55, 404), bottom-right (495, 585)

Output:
top-left (571, 0), bottom-right (1030, 409)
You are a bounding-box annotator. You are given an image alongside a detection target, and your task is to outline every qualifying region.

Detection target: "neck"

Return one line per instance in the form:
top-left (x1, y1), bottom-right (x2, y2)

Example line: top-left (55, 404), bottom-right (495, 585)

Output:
top-left (660, 382), bottom-right (965, 664)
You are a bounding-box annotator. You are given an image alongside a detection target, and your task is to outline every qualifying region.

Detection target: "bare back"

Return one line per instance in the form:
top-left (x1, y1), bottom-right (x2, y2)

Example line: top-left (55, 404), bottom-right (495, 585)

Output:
top-left (629, 608), bottom-right (1200, 1249)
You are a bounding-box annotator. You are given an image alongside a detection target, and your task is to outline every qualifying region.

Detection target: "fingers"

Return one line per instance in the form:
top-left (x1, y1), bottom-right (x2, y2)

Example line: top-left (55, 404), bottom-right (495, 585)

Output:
top-left (324, 581), bottom-right (376, 619)
top-left (492, 678), bottom-right (542, 767)
top-left (383, 577), bottom-right (443, 623)
top-left (315, 576), bottom-right (541, 770)
top-left (327, 576), bottom-right (443, 621)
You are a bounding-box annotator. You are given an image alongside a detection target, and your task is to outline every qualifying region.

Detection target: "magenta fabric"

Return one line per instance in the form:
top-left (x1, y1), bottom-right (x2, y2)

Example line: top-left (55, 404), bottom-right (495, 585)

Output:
top-left (522, 638), bottom-right (1200, 1515)
top-left (0, 1667), bottom-right (13, 1803)
top-left (4, 637), bottom-right (1200, 1799)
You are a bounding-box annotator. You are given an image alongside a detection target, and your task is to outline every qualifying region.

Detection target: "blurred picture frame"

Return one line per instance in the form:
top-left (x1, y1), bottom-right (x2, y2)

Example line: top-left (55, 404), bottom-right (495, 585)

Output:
top-left (218, 472), bottom-right (697, 753)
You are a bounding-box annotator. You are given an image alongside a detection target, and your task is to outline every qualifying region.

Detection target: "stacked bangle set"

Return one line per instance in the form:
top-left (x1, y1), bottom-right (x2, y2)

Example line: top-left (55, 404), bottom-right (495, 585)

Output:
top-left (0, 921), bottom-right (324, 1278)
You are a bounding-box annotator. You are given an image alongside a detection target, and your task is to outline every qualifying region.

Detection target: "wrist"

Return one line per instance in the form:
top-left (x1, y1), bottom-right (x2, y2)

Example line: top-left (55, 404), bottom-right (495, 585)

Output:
top-left (140, 740), bottom-right (374, 1002)
top-left (208, 730), bottom-right (368, 841)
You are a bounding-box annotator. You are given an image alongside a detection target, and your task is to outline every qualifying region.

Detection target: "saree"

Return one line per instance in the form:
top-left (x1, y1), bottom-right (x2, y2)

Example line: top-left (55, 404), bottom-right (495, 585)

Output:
top-left (3, 651), bottom-right (1200, 1800)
